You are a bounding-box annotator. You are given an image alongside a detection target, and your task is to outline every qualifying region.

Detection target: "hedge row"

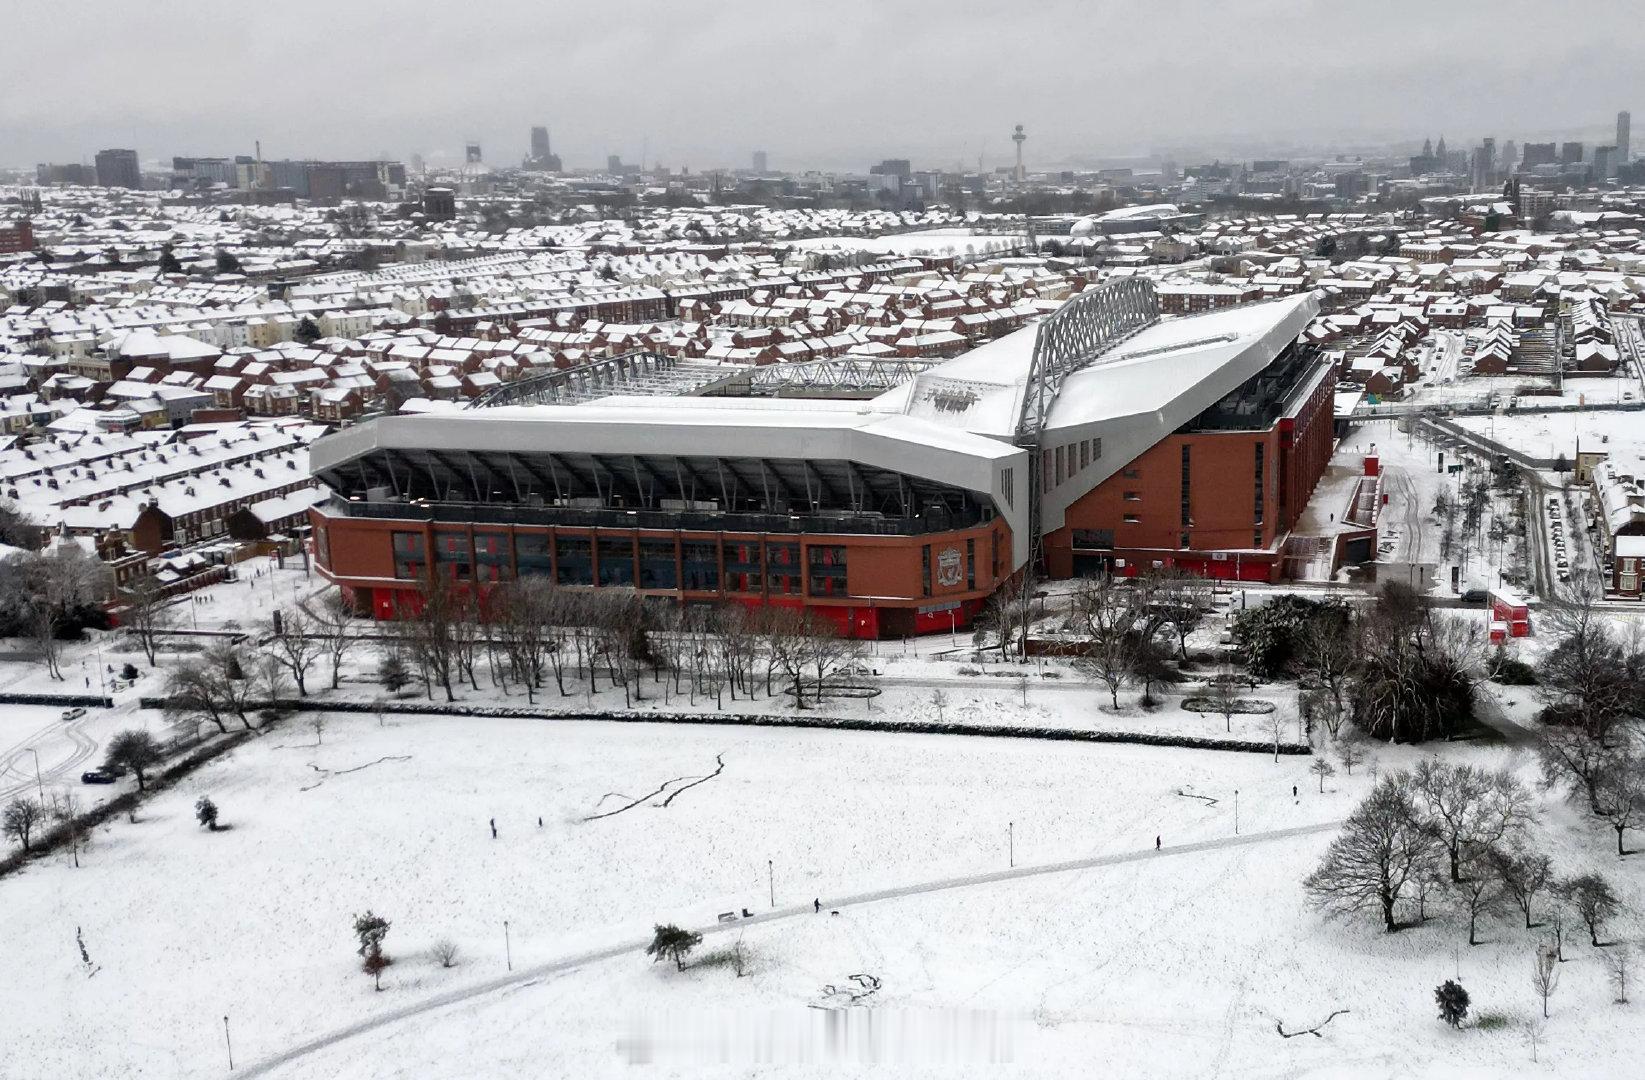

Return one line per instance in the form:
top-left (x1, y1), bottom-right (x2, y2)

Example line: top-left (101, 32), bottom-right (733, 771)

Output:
top-left (0, 693), bottom-right (114, 708)
top-left (0, 730), bottom-right (253, 882)
top-left (140, 695), bottom-right (1311, 756)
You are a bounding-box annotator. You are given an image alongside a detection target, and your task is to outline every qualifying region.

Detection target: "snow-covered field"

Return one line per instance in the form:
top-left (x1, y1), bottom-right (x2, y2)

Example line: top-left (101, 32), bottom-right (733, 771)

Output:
top-left (6, 703), bottom-right (1642, 1079)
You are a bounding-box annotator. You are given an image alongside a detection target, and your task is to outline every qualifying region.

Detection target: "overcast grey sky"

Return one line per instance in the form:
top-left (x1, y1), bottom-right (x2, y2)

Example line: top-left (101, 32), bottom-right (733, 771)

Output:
top-left (5, 0), bottom-right (1643, 172)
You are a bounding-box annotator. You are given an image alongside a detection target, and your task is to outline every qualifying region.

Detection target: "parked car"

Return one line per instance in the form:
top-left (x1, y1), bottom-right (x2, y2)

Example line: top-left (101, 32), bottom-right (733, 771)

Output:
top-left (60, 707), bottom-right (86, 722)
top-left (1460, 589), bottom-right (1489, 603)
top-left (80, 768), bottom-right (119, 785)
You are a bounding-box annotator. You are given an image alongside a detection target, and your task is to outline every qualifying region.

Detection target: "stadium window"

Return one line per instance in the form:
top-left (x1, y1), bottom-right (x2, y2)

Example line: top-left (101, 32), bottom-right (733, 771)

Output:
top-left (1123, 491), bottom-right (1141, 501)
top-left (514, 533), bottom-right (552, 578)
top-left (1180, 532), bottom-right (1190, 549)
top-left (1253, 443), bottom-right (1266, 525)
top-left (474, 533), bottom-right (510, 581)
top-left (1180, 445), bottom-right (1192, 528)
top-left (1122, 465), bottom-right (1140, 479)
top-left (391, 531), bottom-right (425, 580)
top-left (808, 545), bottom-right (848, 597)
top-left (1093, 437), bottom-right (1102, 460)
top-left (1079, 441), bottom-right (1090, 470)
top-left (596, 536), bottom-right (636, 586)
top-left (1054, 445), bottom-right (1065, 486)
top-left (638, 538), bottom-right (679, 590)
top-left (682, 541), bottom-right (720, 591)
top-left (432, 529), bottom-right (472, 580)
top-left (1123, 513), bottom-right (1140, 523)
top-left (554, 535), bottom-right (593, 586)
top-left (723, 541), bottom-right (760, 593)
top-left (966, 538), bottom-right (975, 590)
top-left (921, 544), bottom-right (932, 597)
top-left (765, 542), bottom-right (801, 595)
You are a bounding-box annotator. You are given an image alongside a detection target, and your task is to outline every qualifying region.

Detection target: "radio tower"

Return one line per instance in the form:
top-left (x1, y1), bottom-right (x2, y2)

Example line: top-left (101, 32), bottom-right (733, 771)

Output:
top-left (1012, 124), bottom-right (1027, 182)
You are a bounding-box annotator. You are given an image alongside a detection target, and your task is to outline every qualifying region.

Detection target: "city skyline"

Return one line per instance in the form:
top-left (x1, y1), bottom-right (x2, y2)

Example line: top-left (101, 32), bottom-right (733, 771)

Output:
top-left (5, 0), bottom-right (1645, 173)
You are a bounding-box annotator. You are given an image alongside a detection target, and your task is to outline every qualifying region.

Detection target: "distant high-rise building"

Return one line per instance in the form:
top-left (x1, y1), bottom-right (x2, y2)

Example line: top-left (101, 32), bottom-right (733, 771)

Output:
top-left (1421, 136), bottom-right (1433, 158)
top-left (35, 162), bottom-right (92, 185)
top-left (1594, 145), bottom-right (1617, 180)
top-left (752, 150), bottom-right (768, 173)
top-left (1500, 140), bottom-right (1518, 173)
top-left (1561, 141), bottom-right (1585, 165)
top-left (1619, 110), bottom-right (1632, 163)
top-left (1521, 142), bottom-right (1557, 168)
top-left (1435, 135), bottom-right (1447, 159)
top-left (524, 126), bottom-right (561, 172)
top-left (1472, 138), bottom-right (1495, 191)
top-left (1012, 124), bottom-right (1027, 182)
top-left (465, 143), bottom-right (483, 164)
top-left (607, 154), bottom-right (623, 173)
top-left (94, 148), bottom-right (141, 189)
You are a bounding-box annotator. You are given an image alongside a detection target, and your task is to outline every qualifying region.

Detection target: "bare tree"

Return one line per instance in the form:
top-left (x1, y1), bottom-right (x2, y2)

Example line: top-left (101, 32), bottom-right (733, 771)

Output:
top-left (1539, 723), bottom-right (1621, 816)
top-left (266, 607), bottom-right (321, 696)
top-left (1337, 738), bottom-right (1368, 776)
top-left (1532, 946), bottom-right (1561, 1018)
top-left (1564, 873), bottom-right (1621, 947)
top-left (122, 575), bottom-right (174, 668)
top-left (1596, 755), bottom-right (1645, 856)
top-left (1538, 593), bottom-right (1638, 743)
top-left (1604, 945), bottom-right (1634, 1005)
top-left (51, 791), bottom-right (85, 867)
top-left (1208, 666), bottom-right (1242, 733)
top-left (1073, 574), bottom-right (1140, 710)
top-left (430, 938), bottom-right (460, 969)
top-left (1298, 609), bottom-right (1358, 730)
top-left (1522, 1017), bottom-right (1546, 1062)
top-left (1412, 759), bottom-right (1533, 882)
top-left (1447, 844), bottom-right (1507, 946)
top-left (1311, 757), bottom-right (1336, 793)
top-left (1152, 567), bottom-right (1210, 661)
top-left (930, 689), bottom-right (949, 722)
top-left (1304, 770), bottom-right (1441, 932)
top-left (799, 610), bottom-right (858, 707)
top-left (313, 591), bottom-right (360, 690)
top-left (2, 798), bottom-right (42, 853)
top-left (1491, 845), bottom-right (1555, 929)
top-left (402, 570), bottom-right (460, 702)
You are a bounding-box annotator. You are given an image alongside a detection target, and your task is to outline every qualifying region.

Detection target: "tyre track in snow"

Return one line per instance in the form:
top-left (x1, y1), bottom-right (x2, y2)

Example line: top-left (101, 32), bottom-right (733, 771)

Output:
top-left (239, 818), bottom-right (1342, 1079)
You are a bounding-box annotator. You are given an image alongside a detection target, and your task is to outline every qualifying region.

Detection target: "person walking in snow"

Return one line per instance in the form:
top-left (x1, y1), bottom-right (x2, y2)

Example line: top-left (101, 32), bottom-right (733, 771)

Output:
top-left (1155, 836), bottom-right (1161, 851)
top-left (490, 818), bottom-right (497, 840)
top-left (814, 898), bottom-right (821, 914)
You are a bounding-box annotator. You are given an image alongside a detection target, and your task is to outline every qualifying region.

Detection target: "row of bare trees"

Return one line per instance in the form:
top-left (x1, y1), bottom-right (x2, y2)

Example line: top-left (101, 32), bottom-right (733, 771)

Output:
top-left (1304, 760), bottom-right (1625, 950)
top-left (381, 574), bottom-right (861, 711)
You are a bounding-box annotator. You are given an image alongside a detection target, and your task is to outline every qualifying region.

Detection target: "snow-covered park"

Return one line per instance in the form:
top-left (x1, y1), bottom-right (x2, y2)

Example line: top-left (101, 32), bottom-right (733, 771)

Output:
top-left (5, 690), bottom-right (1642, 1079)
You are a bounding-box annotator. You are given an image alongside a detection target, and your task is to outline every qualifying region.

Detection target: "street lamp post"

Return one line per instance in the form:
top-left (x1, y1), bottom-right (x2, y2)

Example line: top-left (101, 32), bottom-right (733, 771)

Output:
top-left (1234, 789), bottom-right (1240, 836)
top-left (26, 747), bottom-right (44, 803)
top-left (504, 920), bottom-right (512, 971)
top-left (768, 859), bottom-right (774, 908)
top-left (1009, 821), bottom-right (1014, 868)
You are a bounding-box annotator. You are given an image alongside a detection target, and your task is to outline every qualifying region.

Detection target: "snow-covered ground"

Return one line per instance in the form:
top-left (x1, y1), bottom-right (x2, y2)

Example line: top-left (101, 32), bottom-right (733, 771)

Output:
top-left (784, 228), bottom-right (1018, 258)
top-left (6, 703), bottom-right (1642, 1080)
